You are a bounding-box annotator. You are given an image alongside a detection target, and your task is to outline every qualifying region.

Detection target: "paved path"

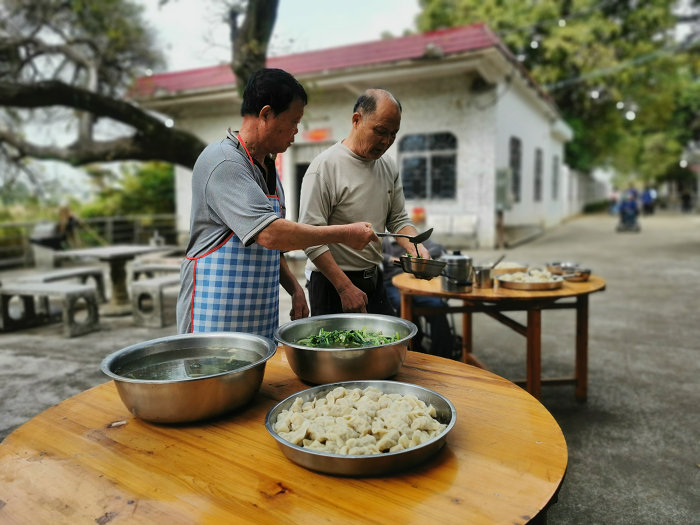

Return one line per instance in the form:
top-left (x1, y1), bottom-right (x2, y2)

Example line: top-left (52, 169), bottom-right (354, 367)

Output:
top-left (1, 211), bottom-right (698, 523)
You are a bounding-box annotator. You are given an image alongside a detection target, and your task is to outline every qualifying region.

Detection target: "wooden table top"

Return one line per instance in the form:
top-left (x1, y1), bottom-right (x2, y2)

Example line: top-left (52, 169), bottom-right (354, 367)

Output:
top-left (393, 272), bottom-right (606, 302)
top-left (0, 351), bottom-right (567, 524)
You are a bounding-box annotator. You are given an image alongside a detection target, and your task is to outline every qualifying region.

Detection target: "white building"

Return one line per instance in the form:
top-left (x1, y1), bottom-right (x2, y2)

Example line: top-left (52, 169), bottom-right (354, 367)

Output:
top-left (133, 24), bottom-right (598, 248)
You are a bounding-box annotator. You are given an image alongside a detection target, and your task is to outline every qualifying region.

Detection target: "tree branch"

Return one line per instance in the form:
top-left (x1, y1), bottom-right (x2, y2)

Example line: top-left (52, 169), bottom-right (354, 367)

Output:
top-left (0, 80), bottom-right (206, 168)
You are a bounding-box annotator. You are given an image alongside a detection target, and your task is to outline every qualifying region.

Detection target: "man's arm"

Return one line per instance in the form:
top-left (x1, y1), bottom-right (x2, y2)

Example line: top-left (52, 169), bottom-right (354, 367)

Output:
top-left (279, 255), bottom-right (309, 321)
top-left (255, 219), bottom-right (377, 252)
top-left (311, 251), bottom-right (369, 313)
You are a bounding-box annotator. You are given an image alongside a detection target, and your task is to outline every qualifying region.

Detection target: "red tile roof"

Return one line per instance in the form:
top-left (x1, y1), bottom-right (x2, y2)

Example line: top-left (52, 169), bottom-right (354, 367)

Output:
top-left (131, 23), bottom-right (508, 98)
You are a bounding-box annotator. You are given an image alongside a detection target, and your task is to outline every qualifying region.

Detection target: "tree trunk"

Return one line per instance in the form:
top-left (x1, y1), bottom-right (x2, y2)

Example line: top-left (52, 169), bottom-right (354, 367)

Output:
top-left (231, 0), bottom-right (280, 98)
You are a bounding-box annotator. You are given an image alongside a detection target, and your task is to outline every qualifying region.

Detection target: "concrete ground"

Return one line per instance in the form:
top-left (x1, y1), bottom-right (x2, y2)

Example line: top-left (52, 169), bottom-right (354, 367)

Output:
top-left (1, 211), bottom-right (698, 523)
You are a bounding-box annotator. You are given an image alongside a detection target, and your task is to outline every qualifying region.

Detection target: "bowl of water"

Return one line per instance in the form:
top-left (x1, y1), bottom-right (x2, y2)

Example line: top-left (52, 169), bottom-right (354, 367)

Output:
top-left (100, 332), bottom-right (276, 423)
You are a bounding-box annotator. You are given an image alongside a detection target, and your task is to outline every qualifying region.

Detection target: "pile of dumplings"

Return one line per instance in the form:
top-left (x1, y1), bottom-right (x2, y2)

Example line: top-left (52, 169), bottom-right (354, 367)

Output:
top-left (498, 268), bottom-right (557, 283)
top-left (273, 386), bottom-right (446, 456)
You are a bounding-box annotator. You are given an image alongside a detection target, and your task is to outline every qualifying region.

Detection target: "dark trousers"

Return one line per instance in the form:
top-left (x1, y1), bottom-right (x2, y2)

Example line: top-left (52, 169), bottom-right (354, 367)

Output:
top-left (385, 281), bottom-right (455, 359)
top-left (308, 269), bottom-right (395, 317)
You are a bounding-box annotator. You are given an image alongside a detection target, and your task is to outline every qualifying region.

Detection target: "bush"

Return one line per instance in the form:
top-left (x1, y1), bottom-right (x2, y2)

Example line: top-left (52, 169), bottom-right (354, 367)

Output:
top-left (583, 200), bottom-right (610, 214)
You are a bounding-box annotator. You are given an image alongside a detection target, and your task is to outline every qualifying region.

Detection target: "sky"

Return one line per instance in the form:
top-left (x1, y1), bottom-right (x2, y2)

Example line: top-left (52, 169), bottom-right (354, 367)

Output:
top-left (141, 0), bottom-right (422, 72)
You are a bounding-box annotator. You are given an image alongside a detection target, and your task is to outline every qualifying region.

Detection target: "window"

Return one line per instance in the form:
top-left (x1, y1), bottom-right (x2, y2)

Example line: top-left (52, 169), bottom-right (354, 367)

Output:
top-left (534, 148), bottom-right (543, 202)
top-left (399, 132), bottom-right (457, 199)
top-left (509, 137), bottom-right (522, 203)
top-left (552, 155), bottom-right (560, 200)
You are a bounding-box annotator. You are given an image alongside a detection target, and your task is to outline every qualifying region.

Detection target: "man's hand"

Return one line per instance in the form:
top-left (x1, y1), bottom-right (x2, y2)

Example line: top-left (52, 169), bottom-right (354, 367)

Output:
top-left (416, 243), bottom-right (432, 260)
top-left (337, 283), bottom-right (368, 312)
top-left (343, 222), bottom-right (379, 250)
top-left (289, 288), bottom-right (310, 320)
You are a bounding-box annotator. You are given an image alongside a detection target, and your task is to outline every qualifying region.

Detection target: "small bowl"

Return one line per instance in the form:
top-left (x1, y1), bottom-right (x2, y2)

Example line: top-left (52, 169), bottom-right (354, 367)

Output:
top-left (546, 261), bottom-right (579, 275)
top-left (563, 268), bottom-right (591, 282)
top-left (265, 380), bottom-right (456, 476)
top-left (400, 256), bottom-right (446, 280)
top-left (274, 314), bottom-right (417, 384)
top-left (101, 332), bottom-right (276, 423)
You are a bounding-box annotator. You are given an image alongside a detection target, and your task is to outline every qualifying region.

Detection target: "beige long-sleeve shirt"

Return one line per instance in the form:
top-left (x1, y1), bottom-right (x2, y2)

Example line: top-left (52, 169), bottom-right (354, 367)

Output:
top-left (298, 141), bottom-right (413, 272)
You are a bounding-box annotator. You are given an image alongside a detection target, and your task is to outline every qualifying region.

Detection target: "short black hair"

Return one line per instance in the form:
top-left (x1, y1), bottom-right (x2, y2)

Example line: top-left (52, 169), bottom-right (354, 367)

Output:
top-left (240, 68), bottom-right (308, 117)
top-left (353, 88), bottom-right (402, 114)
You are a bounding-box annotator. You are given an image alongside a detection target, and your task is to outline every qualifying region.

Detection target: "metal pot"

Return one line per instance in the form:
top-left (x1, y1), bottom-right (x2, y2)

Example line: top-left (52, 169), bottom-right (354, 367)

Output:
top-left (441, 275), bottom-right (472, 293)
top-left (100, 332), bottom-right (277, 423)
top-left (440, 251), bottom-right (472, 282)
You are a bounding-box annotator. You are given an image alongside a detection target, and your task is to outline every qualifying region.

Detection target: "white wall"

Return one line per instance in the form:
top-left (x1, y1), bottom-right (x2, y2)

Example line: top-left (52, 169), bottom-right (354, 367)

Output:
top-left (495, 86), bottom-right (569, 228)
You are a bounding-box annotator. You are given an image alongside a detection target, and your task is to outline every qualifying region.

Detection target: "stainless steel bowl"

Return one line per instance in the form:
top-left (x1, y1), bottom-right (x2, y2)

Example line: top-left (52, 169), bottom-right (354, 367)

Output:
top-left (546, 261), bottom-right (579, 275)
top-left (101, 332), bottom-right (276, 423)
top-left (274, 314), bottom-right (417, 384)
top-left (563, 267), bottom-right (591, 282)
top-left (400, 256), bottom-right (446, 280)
top-left (265, 380), bottom-right (456, 476)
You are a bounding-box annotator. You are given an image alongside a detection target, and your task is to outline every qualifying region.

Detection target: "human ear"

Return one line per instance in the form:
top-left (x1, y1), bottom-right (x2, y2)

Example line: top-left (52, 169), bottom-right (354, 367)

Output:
top-left (259, 105), bottom-right (273, 121)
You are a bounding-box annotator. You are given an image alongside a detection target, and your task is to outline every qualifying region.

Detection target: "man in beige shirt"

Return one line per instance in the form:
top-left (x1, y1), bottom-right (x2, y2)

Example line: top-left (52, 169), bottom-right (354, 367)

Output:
top-left (298, 88), bottom-right (430, 315)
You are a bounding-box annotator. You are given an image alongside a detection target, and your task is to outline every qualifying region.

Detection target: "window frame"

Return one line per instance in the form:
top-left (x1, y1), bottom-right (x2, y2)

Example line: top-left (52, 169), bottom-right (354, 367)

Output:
top-left (399, 132), bottom-right (458, 200)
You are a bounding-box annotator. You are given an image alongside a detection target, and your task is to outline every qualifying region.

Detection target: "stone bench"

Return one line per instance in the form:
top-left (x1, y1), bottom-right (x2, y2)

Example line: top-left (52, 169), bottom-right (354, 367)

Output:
top-left (19, 266), bottom-right (107, 303)
top-left (0, 281), bottom-right (100, 337)
top-left (131, 275), bottom-right (181, 328)
top-left (130, 262), bottom-right (180, 282)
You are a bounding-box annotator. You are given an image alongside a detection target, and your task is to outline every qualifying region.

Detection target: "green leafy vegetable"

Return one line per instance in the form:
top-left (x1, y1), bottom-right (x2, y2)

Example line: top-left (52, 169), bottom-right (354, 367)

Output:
top-left (296, 328), bottom-right (400, 348)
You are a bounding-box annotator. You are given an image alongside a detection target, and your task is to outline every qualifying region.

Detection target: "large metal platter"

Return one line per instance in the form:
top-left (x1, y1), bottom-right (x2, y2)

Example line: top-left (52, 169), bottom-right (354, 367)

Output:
top-left (491, 263), bottom-right (528, 276)
top-left (265, 380), bottom-right (456, 476)
top-left (497, 275), bottom-right (564, 290)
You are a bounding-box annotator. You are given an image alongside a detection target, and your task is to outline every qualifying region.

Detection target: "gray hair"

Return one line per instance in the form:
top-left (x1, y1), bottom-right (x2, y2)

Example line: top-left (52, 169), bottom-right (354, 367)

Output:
top-left (353, 88), bottom-right (402, 115)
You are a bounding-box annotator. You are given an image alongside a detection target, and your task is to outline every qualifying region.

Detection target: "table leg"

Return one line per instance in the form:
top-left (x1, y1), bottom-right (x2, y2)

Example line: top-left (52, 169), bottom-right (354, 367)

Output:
top-left (575, 295), bottom-right (589, 401)
top-left (526, 309), bottom-right (542, 399)
top-left (399, 292), bottom-right (415, 351)
top-left (461, 302), bottom-right (472, 365)
top-left (102, 260), bottom-right (133, 316)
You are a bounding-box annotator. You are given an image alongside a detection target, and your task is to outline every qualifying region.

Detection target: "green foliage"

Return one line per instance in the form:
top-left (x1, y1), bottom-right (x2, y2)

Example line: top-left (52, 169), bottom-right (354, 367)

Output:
top-left (79, 162), bottom-right (175, 218)
top-left (417, 0), bottom-right (698, 181)
top-left (582, 199), bottom-right (610, 214)
top-left (2, 0), bottom-right (164, 94)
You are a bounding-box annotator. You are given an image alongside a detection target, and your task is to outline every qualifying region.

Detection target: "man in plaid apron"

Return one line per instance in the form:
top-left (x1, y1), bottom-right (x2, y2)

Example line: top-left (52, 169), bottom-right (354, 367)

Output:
top-left (177, 69), bottom-right (378, 340)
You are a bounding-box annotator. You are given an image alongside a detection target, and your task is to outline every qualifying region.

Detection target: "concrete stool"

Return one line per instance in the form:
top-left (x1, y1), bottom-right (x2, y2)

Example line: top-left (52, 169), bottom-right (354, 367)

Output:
top-left (131, 275), bottom-right (181, 328)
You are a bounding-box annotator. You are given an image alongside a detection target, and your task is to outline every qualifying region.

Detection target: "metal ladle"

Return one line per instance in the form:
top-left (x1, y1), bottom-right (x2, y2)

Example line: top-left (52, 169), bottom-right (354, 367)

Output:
top-left (490, 254), bottom-right (506, 270)
top-left (375, 228), bottom-right (434, 256)
top-left (375, 227), bottom-right (433, 243)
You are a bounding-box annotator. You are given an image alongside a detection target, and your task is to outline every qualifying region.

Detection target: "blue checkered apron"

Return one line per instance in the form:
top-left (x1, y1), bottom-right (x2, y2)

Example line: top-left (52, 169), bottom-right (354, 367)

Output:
top-left (187, 196), bottom-right (281, 339)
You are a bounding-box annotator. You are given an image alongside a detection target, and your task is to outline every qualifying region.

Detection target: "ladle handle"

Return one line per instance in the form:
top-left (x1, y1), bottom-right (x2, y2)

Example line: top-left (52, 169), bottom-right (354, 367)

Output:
top-left (490, 254), bottom-right (506, 270)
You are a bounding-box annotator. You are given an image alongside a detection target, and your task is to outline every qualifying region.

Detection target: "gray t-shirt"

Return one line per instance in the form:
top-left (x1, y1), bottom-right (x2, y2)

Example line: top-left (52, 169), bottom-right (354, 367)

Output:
top-left (176, 133), bottom-right (284, 333)
top-left (298, 141), bottom-right (412, 272)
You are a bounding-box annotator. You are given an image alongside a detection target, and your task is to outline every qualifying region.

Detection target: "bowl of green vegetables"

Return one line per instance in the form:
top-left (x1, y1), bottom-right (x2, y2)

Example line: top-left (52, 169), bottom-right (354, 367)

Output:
top-left (274, 314), bottom-right (418, 384)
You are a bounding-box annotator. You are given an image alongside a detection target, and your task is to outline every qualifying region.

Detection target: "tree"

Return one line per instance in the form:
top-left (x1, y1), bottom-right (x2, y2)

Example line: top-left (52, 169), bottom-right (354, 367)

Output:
top-left (0, 0), bottom-right (277, 196)
top-left (231, 0), bottom-right (279, 98)
top-left (80, 162), bottom-right (175, 217)
top-left (417, 0), bottom-right (699, 180)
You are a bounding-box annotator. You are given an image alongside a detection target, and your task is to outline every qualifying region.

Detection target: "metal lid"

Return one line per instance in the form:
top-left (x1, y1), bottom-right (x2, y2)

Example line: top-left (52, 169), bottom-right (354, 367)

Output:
top-left (440, 250), bottom-right (472, 265)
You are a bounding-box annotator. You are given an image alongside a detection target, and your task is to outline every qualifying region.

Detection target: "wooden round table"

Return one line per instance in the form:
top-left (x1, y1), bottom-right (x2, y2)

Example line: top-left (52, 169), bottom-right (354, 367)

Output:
top-left (0, 350), bottom-right (567, 524)
top-left (393, 273), bottom-right (606, 400)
